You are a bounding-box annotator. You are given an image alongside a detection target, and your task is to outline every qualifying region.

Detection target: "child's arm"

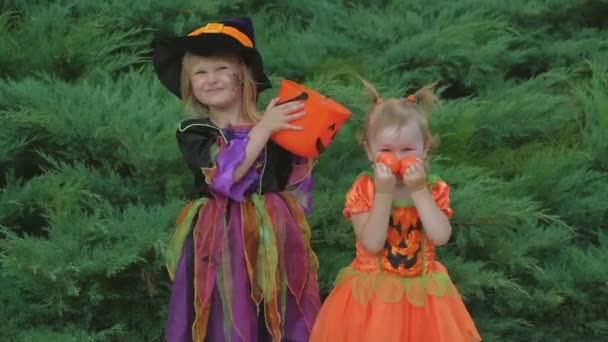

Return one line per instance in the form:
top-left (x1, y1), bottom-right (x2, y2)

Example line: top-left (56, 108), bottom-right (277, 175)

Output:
top-left (352, 192), bottom-right (393, 253)
top-left (410, 187), bottom-right (452, 245)
top-left (233, 122), bottom-right (270, 182)
top-left (405, 163), bottom-right (452, 246)
top-left (233, 98), bottom-right (305, 182)
top-left (352, 163), bottom-right (395, 254)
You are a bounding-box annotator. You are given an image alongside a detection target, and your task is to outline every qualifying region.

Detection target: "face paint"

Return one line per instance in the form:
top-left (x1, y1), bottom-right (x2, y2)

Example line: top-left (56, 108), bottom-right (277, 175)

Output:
top-left (229, 72), bottom-right (242, 93)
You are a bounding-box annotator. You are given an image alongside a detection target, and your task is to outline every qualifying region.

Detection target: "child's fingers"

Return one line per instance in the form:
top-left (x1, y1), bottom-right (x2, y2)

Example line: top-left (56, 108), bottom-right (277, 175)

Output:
top-left (405, 163), bottom-right (424, 176)
top-left (283, 124), bottom-right (303, 131)
top-left (278, 101), bottom-right (305, 115)
top-left (285, 111), bottom-right (306, 121)
top-left (265, 97), bottom-right (279, 111)
top-left (374, 163), bottom-right (387, 176)
top-left (404, 165), bottom-right (415, 176)
top-left (378, 163), bottom-right (389, 174)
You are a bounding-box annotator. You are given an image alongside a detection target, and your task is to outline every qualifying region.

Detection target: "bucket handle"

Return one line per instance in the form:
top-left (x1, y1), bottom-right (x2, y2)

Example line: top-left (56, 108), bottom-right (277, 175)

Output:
top-left (277, 92), bottom-right (309, 105)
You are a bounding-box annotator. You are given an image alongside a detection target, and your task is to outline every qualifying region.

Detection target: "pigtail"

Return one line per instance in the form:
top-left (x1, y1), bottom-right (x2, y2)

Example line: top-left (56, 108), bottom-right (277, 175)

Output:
top-left (358, 76), bottom-right (383, 104)
top-left (356, 76), bottom-right (383, 147)
top-left (405, 82), bottom-right (440, 150)
top-left (408, 82), bottom-right (440, 114)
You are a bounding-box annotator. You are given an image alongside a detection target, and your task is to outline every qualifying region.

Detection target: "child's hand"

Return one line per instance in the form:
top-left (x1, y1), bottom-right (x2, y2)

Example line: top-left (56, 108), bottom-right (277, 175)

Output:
top-left (375, 152), bottom-right (401, 176)
top-left (374, 162), bottom-right (396, 194)
top-left (402, 162), bottom-right (427, 192)
top-left (259, 98), bottom-right (306, 134)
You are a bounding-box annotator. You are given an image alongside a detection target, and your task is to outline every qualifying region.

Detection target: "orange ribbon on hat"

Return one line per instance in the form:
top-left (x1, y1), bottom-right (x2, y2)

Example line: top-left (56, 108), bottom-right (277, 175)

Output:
top-left (188, 23), bottom-right (253, 48)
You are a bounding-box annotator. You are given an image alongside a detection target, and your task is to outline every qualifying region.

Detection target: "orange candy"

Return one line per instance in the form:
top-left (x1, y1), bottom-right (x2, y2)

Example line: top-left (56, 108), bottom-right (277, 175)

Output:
top-left (400, 155), bottom-right (421, 175)
top-left (375, 152), bottom-right (402, 176)
top-left (376, 153), bottom-right (422, 177)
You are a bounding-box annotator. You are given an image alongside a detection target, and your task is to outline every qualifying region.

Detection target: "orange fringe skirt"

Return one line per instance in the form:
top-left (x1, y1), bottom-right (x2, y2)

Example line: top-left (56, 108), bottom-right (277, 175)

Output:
top-left (310, 262), bottom-right (481, 342)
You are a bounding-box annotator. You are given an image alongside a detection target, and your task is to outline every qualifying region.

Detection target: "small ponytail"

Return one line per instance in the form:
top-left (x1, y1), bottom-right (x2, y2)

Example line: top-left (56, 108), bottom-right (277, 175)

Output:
top-left (406, 82), bottom-right (440, 114)
top-left (358, 76), bottom-right (383, 105)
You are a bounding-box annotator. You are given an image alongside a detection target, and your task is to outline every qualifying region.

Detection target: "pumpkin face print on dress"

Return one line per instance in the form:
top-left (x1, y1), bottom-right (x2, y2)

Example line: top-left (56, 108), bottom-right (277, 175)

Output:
top-left (270, 79), bottom-right (351, 158)
top-left (380, 206), bottom-right (424, 277)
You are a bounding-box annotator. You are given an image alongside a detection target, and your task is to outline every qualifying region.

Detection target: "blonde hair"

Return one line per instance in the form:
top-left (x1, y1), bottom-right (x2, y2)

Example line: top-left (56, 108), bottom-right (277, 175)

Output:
top-left (359, 77), bottom-right (439, 150)
top-left (180, 52), bottom-right (260, 123)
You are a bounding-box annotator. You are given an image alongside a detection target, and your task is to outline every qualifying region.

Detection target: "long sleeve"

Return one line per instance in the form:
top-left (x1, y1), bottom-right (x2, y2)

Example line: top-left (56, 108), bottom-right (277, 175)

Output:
top-left (176, 120), bottom-right (258, 201)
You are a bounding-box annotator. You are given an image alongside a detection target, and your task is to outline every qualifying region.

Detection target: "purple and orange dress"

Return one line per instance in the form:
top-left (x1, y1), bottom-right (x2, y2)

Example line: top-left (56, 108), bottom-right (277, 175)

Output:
top-left (310, 174), bottom-right (481, 342)
top-left (165, 118), bottom-right (320, 342)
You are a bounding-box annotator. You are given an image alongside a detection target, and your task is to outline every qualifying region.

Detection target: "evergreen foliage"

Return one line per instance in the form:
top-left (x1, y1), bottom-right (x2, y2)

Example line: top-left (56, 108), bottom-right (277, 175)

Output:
top-left (1, 0), bottom-right (607, 340)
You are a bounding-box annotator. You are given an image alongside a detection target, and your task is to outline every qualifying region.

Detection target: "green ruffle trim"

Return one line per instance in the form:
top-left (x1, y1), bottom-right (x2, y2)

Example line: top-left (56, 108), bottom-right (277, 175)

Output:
top-left (165, 198), bottom-right (207, 280)
top-left (334, 266), bottom-right (459, 307)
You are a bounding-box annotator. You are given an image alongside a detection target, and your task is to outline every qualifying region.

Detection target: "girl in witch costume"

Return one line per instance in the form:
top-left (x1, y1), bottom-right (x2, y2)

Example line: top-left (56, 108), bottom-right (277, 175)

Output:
top-left (152, 17), bottom-right (320, 342)
top-left (309, 79), bottom-right (481, 342)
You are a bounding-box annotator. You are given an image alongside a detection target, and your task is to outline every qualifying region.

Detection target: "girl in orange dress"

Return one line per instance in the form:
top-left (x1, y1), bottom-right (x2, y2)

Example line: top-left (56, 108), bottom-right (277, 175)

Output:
top-left (309, 79), bottom-right (481, 342)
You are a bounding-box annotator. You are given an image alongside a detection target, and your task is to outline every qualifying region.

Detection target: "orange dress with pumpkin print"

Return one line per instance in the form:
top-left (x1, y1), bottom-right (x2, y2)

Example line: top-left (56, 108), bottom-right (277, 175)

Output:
top-left (310, 174), bottom-right (481, 342)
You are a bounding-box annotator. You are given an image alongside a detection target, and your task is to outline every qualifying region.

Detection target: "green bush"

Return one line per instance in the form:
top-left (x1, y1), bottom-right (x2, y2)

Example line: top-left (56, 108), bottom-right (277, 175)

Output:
top-left (1, 0), bottom-right (607, 340)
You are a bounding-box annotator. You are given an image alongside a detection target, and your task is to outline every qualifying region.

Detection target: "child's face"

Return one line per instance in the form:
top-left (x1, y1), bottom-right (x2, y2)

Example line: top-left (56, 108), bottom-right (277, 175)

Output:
top-left (366, 121), bottom-right (427, 161)
top-left (189, 55), bottom-right (242, 110)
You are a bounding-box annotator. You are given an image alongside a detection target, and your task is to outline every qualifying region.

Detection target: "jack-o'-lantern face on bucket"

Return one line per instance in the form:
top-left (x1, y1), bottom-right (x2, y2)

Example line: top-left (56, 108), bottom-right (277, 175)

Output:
top-left (270, 79), bottom-right (351, 158)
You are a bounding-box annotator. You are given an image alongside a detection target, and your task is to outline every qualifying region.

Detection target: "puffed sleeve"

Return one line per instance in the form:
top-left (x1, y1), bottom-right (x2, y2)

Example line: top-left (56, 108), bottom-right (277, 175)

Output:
top-left (429, 179), bottom-right (453, 219)
top-left (343, 175), bottom-right (375, 221)
top-left (176, 120), bottom-right (220, 170)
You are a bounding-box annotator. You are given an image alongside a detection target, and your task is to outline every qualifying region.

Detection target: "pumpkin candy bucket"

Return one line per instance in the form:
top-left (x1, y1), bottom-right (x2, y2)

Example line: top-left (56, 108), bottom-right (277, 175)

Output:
top-left (270, 79), bottom-right (351, 158)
